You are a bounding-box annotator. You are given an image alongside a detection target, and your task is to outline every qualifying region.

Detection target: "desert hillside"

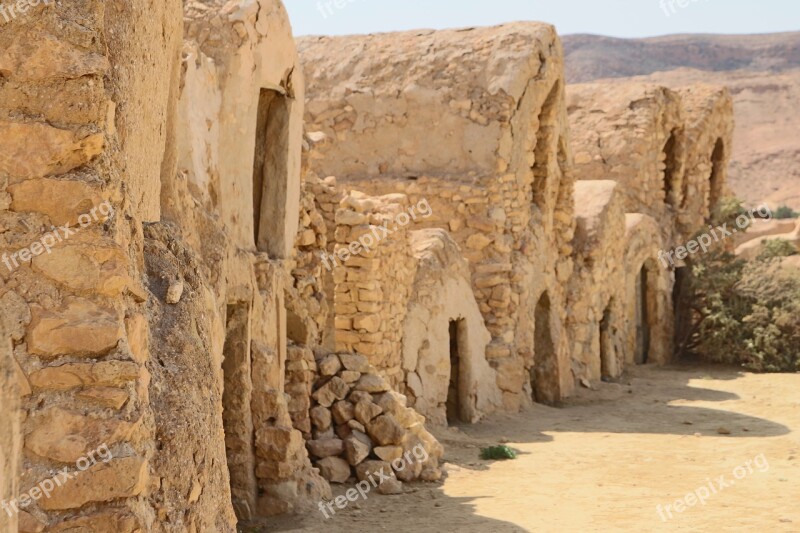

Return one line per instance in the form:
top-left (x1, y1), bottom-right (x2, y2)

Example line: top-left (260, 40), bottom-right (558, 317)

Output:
top-left (563, 33), bottom-right (800, 210)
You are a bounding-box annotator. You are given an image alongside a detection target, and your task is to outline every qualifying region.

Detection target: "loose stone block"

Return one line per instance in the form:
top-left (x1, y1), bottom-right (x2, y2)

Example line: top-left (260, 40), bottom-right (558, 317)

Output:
top-left (331, 401), bottom-right (355, 424)
top-left (367, 414), bottom-right (405, 446)
top-left (316, 456), bottom-right (351, 483)
top-left (354, 399), bottom-right (383, 426)
top-left (310, 405), bottom-right (332, 431)
top-left (318, 354), bottom-right (342, 376)
top-left (307, 438), bottom-right (344, 459)
top-left (312, 376), bottom-right (350, 407)
top-left (344, 431), bottom-right (372, 466)
top-left (339, 353), bottom-right (370, 372)
top-left (354, 374), bottom-right (390, 393)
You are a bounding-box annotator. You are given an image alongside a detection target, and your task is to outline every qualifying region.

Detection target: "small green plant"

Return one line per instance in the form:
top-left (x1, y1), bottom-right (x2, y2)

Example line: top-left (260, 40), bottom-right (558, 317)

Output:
top-left (480, 445), bottom-right (518, 460)
top-left (774, 205), bottom-right (799, 219)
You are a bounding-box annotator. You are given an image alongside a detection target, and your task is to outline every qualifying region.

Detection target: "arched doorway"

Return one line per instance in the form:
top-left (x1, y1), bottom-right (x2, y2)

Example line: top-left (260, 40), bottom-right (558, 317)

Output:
top-left (446, 318), bottom-right (467, 425)
top-left (531, 292), bottom-right (559, 405)
top-left (252, 88), bottom-right (291, 257)
top-left (708, 138), bottom-right (725, 213)
top-left (532, 82), bottom-right (561, 208)
top-left (600, 303), bottom-right (614, 379)
top-left (634, 261), bottom-right (659, 364)
top-left (662, 129), bottom-right (680, 207)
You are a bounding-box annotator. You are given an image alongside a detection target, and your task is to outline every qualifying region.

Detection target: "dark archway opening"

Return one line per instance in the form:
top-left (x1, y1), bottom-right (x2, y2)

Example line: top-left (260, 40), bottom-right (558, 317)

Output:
top-left (532, 292), bottom-right (559, 405)
top-left (662, 129), bottom-right (680, 207)
top-left (446, 318), bottom-right (466, 425)
top-left (600, 304), bottom-right (613, 379)
top-left (708, 138), bottom-right (725, 213)
top-left (635, 266), bottom-right (651, 365)
top-left (673, 266), bottom-right (693, 359)
top-left (253, 88), bottom-right (291, 257)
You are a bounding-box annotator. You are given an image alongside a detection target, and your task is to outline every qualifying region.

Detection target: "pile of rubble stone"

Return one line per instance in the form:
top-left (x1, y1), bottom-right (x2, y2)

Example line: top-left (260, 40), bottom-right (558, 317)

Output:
top-left (306, 352), bottom-right (444, 494)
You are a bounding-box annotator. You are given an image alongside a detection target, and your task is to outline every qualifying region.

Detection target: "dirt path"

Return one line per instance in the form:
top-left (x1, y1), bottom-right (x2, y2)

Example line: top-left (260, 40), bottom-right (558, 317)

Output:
top-left (261, 365), bottom-right (800, 532)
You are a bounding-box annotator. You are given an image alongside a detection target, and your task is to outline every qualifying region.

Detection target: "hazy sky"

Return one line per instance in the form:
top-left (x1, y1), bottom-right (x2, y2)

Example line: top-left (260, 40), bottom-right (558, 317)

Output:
top-left (285, 0), bottom-right (800, 38)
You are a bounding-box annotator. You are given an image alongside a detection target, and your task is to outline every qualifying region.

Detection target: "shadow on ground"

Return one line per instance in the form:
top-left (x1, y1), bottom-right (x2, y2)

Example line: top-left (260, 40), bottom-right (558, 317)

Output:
top-left (249, 364), bottom-right (792, 532)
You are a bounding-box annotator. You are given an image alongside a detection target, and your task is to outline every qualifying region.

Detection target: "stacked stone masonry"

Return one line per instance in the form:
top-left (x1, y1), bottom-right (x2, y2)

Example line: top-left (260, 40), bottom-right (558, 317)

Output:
top-left (299, 24), bottom-right (578, 412)
top-left (0, 4), bottom-right (735, 531)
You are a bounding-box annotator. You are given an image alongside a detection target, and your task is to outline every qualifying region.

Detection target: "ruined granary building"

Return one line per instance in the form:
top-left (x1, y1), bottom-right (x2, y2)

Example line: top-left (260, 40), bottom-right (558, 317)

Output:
top-left (0, 1), bottom-right (731, 531)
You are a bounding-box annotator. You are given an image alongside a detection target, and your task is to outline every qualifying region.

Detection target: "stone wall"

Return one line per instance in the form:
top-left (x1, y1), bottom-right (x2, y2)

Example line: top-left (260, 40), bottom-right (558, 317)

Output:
top-left (567, 82), bottom-right (733, 370)
top-left (675, 87), bottom-right (735, 240)
top-left (168, 0), bottom-right (332, 522)
top-left (0, 0), bottom-right (183, 530)
top-left (299, 23), bottom-right (577, 411)
top-left (567, 181), bottom-right (627, 382)
top-left (329, 191), bottom-right (417, 388)
top-left (568, 83), bottom-right (684, 246)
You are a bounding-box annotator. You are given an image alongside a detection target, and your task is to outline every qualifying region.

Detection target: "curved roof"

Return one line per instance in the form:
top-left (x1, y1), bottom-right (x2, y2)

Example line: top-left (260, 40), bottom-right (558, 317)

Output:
top-left (298, 22), bottom-right (560, 103)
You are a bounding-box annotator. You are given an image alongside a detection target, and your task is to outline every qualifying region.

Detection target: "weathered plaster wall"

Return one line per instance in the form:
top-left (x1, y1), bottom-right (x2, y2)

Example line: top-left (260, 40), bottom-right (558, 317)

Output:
top-left (402, 229), bottom-right (502, 425)
top-left (567, 181), bottom-right (627, 383)
top-left (183, 0), bottom-right (304, 258)
top-left (624, 214), bottom-right (674, 366)
top-left (167, 0), bottom-right (330, 522)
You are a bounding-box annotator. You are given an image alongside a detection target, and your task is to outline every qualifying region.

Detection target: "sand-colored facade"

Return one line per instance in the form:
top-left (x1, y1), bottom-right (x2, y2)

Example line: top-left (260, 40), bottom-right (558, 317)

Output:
top-left (0, 3), bottom-right (733, 530)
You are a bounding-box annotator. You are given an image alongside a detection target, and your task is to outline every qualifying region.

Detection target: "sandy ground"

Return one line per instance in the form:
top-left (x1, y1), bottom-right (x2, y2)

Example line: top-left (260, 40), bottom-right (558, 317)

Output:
top-left (257, 365), bottom-right (800, 532)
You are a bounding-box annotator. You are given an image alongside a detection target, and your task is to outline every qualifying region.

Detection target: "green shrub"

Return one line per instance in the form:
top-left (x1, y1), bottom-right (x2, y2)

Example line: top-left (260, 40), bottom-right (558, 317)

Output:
top-left (480, 445), bottom-right (518, 460)
top-left (678, 198), bottom-right (800, 372)
top-left (774, 205), bottom-right (799, 219)
top-left (757, 239), bottom-right (798, 261)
